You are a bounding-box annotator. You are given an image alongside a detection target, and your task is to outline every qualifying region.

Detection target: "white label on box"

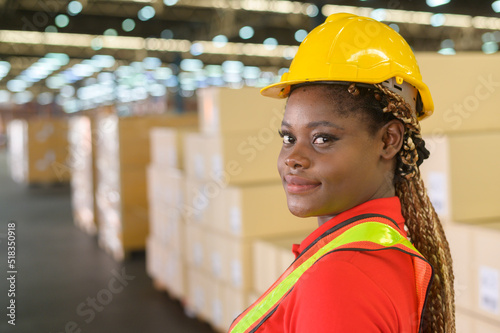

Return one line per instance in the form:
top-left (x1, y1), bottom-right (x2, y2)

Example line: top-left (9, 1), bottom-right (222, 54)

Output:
top-left (211, 251), bottom-right (222, 278)
top-left (231, 259), bottom-right (243, 288)
top-left (167, 149), bottom-right (177, 167)
top-left (194, 243), bottom-right (204, 267)
top-left (211, 154), bottom-right (224, 178)
top-left (479, 266), bottom-right (499, 314)
top-left (427, 171), bottom-right (448, 217)
top-left (212, 298), bottom-right (223, 326)
top-left (194, 287), bottom-right (205, 312)
top-left (194, 153), bottom-right (204, 179)
top-left (230, 206), bottom-right (242, 235)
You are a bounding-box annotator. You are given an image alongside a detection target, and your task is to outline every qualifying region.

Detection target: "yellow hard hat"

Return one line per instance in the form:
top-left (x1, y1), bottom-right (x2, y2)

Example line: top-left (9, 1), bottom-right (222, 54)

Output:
top-left (261, 13), bottom-right (433, 120)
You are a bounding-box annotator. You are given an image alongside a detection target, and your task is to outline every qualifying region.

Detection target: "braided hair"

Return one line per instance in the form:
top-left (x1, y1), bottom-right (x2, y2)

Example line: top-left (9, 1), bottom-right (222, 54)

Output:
top-left (314, 82), bottom-right (455, 332)
top-left (372, 83), bottom-right (455, 333)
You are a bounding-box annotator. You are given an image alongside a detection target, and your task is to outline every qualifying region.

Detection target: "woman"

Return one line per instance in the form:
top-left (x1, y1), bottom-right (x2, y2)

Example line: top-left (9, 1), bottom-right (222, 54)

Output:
top-left (229, 13), bottom-right (455, 333)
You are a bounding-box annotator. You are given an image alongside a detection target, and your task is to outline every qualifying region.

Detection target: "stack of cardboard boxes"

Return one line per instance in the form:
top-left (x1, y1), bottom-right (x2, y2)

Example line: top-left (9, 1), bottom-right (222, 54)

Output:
top-left (178, 87), bottom-right (315, 331)
top-left (94, 113), bottom-right (197, 260)
top-left (68, 116), bottom-right (96, 234)
top-left (6, 117), bottom-right (70, 184)
top-left (146, 126), bottom-right (195, 300)
top-left (417, 53), bottom-right (500, 332)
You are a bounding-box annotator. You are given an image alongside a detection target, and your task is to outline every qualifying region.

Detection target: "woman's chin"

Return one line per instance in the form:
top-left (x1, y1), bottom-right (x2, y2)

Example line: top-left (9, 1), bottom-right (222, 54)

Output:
top-left (287, 203), bottom-right (315, 218)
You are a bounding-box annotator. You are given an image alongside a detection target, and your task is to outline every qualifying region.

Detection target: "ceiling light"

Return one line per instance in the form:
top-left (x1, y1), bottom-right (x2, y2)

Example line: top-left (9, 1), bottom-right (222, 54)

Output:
top-left (0, 90), bottom-right (10, 103)
top-left (67, 1), bottom-right (83, 16)
top-left (55, 14), bottom-right (70, 28)
top-left (163, 0), bottom-right (178, 5)
top-left (430, 13), bottom-right (446, 26)
top-left (239, 26), bottom-right (254, 40)
top-left (122, 19), bottom-right (136, 32)
top-left (180, 59), bottom-right (204, 72)
top-left (45, 53), bottom-right (70, 66)
top-left (440, 39), bottom-right (455, 49)
top-left (138, 6), bottom-right (156, 21)
top-left (104, 29), bottom-right (118, 36)
top-left (92, 55), bottom-right (115, 68)
top-left (7, 79), bottom-right (27, 92)
top-left (46, 75), bottom-right (66, 89)
top-left (294, 29), bottom-right (308, 43)
top-left (426, 0), bottom-right (451, 7)
top-left (305, 4), bottom-right (319, 17)
top-left (14, 91), bottom-right (33, 105)
top-left (371, 8), bottom-right (387, 21)
top-left (482, 41), bottom-right (498, 54)
top-left (222, 60), bottom-right (244, 73)
top-left (91, 37), bottom-right (103, 51)
top-left (143, 57), bottom-right (162, 70)
top-left (388, 23), bottom-right (400, 32)
top-left (161, 29), bottom-right (174, 39)
top-left (37, 92), bottom-right (54, 105)
top-left (45, 26), bottom-right (58, 33)
top-left (212, 35), bottom-right (228, 48)
top-left (263, 37), bottom-right (278, 50)
top-left (0, 61), bottom-right (11, 77)
top-left (190, 43), bottom-right (204, 56)
top-left (492, 1), bottom-right (500, 12)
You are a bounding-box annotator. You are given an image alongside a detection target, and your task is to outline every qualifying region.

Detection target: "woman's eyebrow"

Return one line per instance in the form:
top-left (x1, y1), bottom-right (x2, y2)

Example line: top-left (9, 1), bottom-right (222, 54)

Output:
top-left (307, 121), bottom-right (344, 129)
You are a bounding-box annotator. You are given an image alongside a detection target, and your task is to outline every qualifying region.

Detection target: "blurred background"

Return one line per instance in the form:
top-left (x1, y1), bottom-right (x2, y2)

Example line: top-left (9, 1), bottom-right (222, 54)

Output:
top-left (0, 0), bottom-right (499, 332)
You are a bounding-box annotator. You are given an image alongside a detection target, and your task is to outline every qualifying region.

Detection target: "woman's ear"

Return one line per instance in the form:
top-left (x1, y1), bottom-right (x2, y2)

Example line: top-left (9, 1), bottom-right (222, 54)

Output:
top-left (380, 119), bottom-right (404, 160)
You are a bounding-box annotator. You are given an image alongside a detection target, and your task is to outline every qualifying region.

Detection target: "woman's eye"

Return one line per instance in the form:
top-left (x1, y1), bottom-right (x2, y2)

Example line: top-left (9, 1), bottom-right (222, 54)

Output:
top-left (283, 134), bottom-right (294, 144)
top-left (314, 136), bottom-right (327, 144)
top-left (313, 135), bottom-right (336, 145)
top-left (278, 130), bottom-right (295, 144)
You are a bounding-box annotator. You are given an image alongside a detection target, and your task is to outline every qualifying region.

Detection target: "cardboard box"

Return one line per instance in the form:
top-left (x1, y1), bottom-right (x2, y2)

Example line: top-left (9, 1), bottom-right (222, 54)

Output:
top-left (197, 86), bottom-right (285, 134)
top-left (185, 222), bottom-right (210, 272)
top-left (421, 132), bottom-right (500, 223)
top-left (7, 118), bottom-right (71, 184)
top-left (420, 135), bottom-right (451, 222)
top-left (94, 113), bottom-right (197, 258)
top-left (470, 223), bottom-right (500, 322)
top-left (147, 165), bottom-right (184, 208)
top-left (252, 234), bottom-right (305, 294)
top-left (183, 178), bottom-right (217, 227)
top-left (150, 127), bottom-right (197, 169)
top-left (455, 309), bottom-right (476, 333)
top-left (220, 284), bottom-right (250, 332)
top-left (206, 232), bottom-right (254, 289)
top-left (146, 236), bottom-right (163, 281)
top-left (417, 53), bottom-right (500, 135)
top-left (183, 129), bottom-right (283, 185)
top-left (161, 247), bottom-right (186, 300)
top-left (448, 132), bottom-right (500, 223)
top-left (148, 205), bottom-right (183, 251)
top-left (210, 183), bottom-right (316, 238)
top-left (98, 113), bottom-right (198, 167)
top-left (444, 224), bottom-right (475, 312)
top-left (186, 267), bottom-right (217, 322)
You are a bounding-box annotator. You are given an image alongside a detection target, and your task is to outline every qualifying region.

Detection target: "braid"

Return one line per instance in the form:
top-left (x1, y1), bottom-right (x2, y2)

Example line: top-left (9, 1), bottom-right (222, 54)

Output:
top-left (375, 84), bottom-right (456, 333)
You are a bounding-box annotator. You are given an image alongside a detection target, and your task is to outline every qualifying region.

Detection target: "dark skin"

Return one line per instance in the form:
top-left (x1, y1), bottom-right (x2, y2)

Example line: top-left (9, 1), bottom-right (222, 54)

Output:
top-left (278, 85), bottom-right (405, 226)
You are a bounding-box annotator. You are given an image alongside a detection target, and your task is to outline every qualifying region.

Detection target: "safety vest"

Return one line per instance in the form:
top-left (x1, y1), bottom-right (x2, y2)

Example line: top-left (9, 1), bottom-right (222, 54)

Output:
top-left (229, 214), bottom-right (433, 333)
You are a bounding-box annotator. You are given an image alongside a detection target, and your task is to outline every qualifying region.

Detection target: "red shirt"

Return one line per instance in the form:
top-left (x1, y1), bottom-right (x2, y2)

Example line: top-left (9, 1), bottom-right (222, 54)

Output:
top-left (257, 197), bottom-right (419, 333)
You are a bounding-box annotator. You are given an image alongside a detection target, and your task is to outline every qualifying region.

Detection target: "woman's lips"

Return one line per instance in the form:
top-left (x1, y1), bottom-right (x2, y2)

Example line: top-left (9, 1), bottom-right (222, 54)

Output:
top-left (284, 175), bottom-right (321, 194)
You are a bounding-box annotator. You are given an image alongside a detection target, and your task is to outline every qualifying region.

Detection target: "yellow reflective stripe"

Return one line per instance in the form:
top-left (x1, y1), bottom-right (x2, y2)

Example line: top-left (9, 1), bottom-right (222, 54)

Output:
top-left (231, 222), bottom-right (420, 333)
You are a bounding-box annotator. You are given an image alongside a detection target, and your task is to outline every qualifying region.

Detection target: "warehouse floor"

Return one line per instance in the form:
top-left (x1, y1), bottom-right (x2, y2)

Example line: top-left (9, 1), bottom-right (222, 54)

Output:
top-left (0, 150), bottom-right (217, 333)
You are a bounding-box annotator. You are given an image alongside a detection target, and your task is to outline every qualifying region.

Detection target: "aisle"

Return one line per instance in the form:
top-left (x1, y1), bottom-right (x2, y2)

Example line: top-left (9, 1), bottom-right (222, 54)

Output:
top-left (0, 150), bottom-right (216, 333)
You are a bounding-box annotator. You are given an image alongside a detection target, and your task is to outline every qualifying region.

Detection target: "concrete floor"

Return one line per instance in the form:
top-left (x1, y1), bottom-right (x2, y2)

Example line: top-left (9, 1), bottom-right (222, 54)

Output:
top-left (0, 150), bottom-right (216, 333)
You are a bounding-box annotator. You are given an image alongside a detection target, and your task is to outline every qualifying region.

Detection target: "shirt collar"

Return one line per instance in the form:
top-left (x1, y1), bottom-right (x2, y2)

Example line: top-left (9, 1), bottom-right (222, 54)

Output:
top-left (292, 196), bottom-right (406, 257)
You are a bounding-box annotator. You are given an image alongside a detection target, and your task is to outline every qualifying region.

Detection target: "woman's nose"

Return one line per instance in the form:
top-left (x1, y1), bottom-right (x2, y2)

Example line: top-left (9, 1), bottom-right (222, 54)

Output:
top-left (284, 146), bottom-right (310, 169)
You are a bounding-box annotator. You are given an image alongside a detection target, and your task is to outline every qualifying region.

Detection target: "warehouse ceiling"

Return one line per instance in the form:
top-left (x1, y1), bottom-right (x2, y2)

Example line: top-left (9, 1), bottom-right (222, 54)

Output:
top-left (0, 0), bottom-right (499, 108)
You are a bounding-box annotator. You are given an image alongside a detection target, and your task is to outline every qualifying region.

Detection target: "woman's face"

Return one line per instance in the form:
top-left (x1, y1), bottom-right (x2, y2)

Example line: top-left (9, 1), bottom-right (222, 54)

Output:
top-left (277, 85), bottom-right (395, 225)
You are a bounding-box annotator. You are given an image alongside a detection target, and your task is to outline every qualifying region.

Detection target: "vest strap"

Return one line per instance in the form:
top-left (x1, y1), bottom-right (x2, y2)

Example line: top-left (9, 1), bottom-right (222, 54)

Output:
top-left (229, 215), bottom-right (433, 333)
